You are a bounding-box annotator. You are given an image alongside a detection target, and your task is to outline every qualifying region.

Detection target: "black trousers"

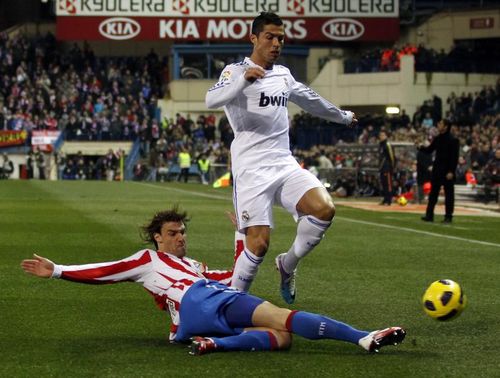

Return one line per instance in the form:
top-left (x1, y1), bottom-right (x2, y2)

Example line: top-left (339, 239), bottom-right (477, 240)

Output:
top-left (426, 176), bottom-right (454, 219)
top-left (380, 170), bottom-right (393, 204)
top-left (178, 168), bottom-right (189, 183)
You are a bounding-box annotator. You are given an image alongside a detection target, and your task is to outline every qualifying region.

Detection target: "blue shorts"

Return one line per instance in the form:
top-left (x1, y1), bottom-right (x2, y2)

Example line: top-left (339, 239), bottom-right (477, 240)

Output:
top-left (175, 280), bottom-right (264, 342)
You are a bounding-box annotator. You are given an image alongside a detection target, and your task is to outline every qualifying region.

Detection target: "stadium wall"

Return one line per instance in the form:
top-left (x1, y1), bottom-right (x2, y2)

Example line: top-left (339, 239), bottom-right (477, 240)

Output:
top-left (402, 9), bottom-right (500, 51)
top-left (307, 55), bottom-right (499, 117)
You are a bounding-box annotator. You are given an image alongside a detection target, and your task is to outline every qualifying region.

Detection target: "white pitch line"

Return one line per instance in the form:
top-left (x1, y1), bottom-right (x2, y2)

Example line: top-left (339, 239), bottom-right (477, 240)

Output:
top-left (338, 217), bottom-right (500, 248)
top-left (382, 216), bottom-right (470, 230)
top-left (134, 182), bottom-right (500, 249)
top-left (134, 182), bottom-right (230, 201)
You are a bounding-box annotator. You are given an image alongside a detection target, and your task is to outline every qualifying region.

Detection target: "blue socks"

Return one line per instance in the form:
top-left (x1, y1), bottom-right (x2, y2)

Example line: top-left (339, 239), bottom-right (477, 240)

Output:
top-left (286, 311), bottom-right (368, 344)
top-left (207, 311), bottom-right (369, 352)
top-left (211, 330), bottom-right (277, 352)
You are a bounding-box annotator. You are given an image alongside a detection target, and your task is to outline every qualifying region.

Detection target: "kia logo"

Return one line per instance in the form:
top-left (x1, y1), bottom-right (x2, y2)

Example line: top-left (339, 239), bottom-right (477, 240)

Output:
top-left (99, 17), bottom-right (141, 40)
top-left (322, 18), bottom-right (365, 41)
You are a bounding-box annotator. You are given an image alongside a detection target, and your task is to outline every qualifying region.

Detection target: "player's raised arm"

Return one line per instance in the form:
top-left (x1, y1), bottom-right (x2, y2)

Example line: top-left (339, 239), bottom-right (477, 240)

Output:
top-left (21, 254), bottom-right (55, 278)
top-left (288, 77), bottom-right (357, 127)
top-left (205, 65), bottom-right (259, 109)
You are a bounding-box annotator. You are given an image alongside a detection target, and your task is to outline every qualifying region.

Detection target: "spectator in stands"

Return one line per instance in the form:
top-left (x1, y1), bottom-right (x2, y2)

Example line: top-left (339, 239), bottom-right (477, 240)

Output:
top-left (63, 159), bottom-right (76, 180)
top-left (204, 113), bottom-right (217, 142)
top-left (157, 162), bottom-right (169, 183)
top-left (218, 117), bottom-right (234, 149)
top-left (358, 128), bottom-right (370, 144)
top-left (482, 148), bottom-right (500, 203)
top-left (378, 131), bottom-right (395, 205)
top-left (146, 147), bottom-right (159, 182)
top-left (75, 158), bottom-right (87, 180)
top-left (0, 153), bottom-right (14, 179)
top-left (419, 119), bottom-right (459, 224)
top-left (421, 112), bottom-right (434, 129)
top-left (133, 161), bottom-right (146, 181)
top-left (103, 149), bottom-right (118, 181)
top-left (455, 156), bottom-right (467, 185)
top-left (197, 153), bottom-right (211, 185)
top-left (356, 172), bottom-right (377, 197)
top-left (35, 148), bottom-right (46, 180)
top-left (317, 150), bottom-right (334, 171)
top-left (400, 110), bottom-right (411, 128)
top-left (25, 151), bottom-right (34, 179)
top-left (177, 146), bottom-right (191, 183)
top-left (432, 95), bottom-right (443, 123)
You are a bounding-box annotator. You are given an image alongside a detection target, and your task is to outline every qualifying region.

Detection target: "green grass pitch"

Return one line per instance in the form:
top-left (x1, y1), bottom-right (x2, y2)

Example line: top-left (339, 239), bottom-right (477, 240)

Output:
top-left (1, 180), bottom-right (499, 377)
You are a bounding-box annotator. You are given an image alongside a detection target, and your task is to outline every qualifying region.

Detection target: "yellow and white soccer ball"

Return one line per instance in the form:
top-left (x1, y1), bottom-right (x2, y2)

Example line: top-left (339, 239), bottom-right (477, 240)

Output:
top-left (397, 196), bottom-right (408, 206)
top-left (422, 279), bottom-right (467, 321)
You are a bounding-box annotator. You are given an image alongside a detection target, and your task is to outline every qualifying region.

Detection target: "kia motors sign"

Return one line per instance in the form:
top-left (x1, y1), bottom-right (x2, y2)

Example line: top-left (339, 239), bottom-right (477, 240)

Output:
top-left (56, 0), bottom-right (399, 42)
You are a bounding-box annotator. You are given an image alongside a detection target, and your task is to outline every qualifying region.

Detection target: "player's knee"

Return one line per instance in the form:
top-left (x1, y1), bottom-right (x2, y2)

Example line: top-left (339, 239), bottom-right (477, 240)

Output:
top-left (272, 330), bottom-right (292, 350)
top-left (246, 235), bottom-right (269, 256)
top-left (311, 201), bottom-right (335, 221)
top-left (253, 238), bottom-right (269, 256)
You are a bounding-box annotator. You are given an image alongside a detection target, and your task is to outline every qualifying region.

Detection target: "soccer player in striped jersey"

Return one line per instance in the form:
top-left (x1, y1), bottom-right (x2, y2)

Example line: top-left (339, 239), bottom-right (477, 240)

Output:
top-left (206, 12), bottom-right (358, 304)
top-left (21, 207), bottom-right (405, 355)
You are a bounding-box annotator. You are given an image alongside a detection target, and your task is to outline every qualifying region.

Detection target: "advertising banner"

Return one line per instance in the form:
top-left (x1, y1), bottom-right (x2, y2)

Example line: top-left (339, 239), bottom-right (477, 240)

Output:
top-left (31, 131), bottom-right (61, 152)
top-left (0, 130), bottom-right (28, 148)
top-left (56, 0), bottom-right (399, 42)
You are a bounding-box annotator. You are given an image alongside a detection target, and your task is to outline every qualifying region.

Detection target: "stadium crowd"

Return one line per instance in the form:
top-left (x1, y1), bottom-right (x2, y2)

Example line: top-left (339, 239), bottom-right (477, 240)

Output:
top-left (345, 42), bottom-right (500, 74)
top-left (0, 32), bottom-right (163, 141)
top-left (1, 32), bottom-right (498, 201)
top-left (291, 84), bottom-right (499, 201)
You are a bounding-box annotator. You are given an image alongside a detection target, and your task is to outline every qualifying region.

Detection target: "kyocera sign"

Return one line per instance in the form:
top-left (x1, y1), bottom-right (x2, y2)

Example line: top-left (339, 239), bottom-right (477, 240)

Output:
top-left (98, 17), bottom-right (140, 40)
top-left (322, 18), bottom-right (365, 41)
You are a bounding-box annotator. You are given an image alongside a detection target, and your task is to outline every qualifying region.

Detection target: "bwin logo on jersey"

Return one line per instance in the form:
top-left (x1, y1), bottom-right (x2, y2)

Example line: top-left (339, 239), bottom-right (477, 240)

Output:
top-left (259, 92), bottom-right (289, 107)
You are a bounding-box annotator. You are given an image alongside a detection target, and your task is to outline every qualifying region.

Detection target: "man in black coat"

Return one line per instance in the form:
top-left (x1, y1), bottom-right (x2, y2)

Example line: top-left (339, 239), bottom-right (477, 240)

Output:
top-left (419, 119), bottom-right (459, 223)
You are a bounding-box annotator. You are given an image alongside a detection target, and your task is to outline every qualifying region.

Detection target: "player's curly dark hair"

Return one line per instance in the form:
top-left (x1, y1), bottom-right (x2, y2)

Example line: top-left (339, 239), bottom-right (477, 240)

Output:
top-left (251, 12), bottom-right (283, 36)
top-left (141, 206), bottom-right (189, 249)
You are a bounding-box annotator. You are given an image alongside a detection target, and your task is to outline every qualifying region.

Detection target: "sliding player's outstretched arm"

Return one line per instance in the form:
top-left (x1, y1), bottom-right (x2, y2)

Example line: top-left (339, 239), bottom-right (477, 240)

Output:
top-left (21, 250), bottom-right (152, 284)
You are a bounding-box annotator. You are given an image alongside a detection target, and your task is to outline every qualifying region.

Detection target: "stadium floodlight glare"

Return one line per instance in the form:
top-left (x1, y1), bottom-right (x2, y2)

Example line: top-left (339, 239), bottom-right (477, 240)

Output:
top-left (385, 106), bottom-right (400, 114)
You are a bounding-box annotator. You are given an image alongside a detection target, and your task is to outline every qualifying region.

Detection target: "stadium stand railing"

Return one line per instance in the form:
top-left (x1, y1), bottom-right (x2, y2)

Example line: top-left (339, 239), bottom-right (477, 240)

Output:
top-left (124, 139), bottom-right (141, 181)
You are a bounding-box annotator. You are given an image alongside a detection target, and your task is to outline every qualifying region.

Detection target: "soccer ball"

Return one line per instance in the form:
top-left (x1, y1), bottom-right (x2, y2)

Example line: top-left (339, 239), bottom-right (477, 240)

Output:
top-left (422, 279), bottom-right (467, 321)
top-left (397, 196), bottom-right (408, 206)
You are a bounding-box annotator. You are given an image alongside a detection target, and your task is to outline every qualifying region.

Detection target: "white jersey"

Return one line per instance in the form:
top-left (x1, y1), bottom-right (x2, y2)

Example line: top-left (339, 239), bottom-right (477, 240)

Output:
top-left (206, 57), bottom-right (353, 174)
top-left (51, 249), bottom-right (233, 341)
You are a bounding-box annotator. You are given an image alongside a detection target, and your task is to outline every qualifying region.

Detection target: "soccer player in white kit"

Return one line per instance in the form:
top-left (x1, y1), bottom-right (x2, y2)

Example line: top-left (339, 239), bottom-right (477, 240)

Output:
top-left (206, 12), bottom-right (358, 303)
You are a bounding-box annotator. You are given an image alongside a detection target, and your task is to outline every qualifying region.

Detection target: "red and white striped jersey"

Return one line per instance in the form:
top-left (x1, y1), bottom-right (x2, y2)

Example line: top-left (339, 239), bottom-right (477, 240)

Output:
top-left (51, 237), bottom-right (243, 340)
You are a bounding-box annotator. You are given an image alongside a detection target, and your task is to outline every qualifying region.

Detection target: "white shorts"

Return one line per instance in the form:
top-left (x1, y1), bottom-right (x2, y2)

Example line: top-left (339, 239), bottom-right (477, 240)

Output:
top-left (233, 161), bottom-right (323, 230)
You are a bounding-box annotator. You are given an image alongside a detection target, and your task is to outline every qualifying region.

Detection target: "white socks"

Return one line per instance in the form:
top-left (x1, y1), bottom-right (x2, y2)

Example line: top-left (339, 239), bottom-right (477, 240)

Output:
top-left (281, 215), bottom-right (332, 273)
top-left (231, 248), bottom-right (263, 292)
